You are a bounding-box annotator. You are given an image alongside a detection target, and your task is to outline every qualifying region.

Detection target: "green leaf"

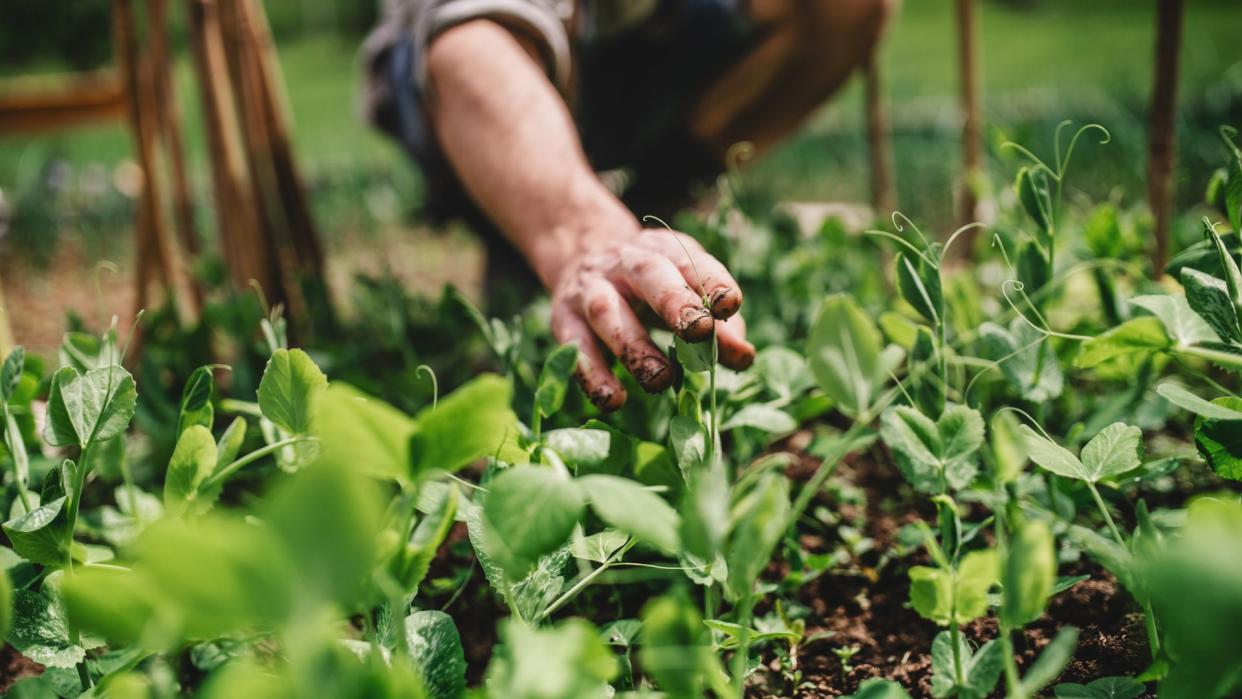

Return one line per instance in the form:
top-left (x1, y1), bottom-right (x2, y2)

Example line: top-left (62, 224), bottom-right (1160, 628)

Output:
top-left (1075, 317), bottom-right (1171, 368)
top-left (579, 475), bottom-right (679, 555)
top-left (1020, 627), bottom-right (1079, 696)
top-left (880, 404), bottom-right (983, 493)
top-left (1131, 295), bottom-right (1219, 346)
top-left (909, 549), bottom-right (999, 626)
top-left (571, 530), bottom-right (629, 563)
top-left (720, 403), bottom-right (797, 433)
top-left (404, 610), bottom-right (466, 699)
top-left (163, 425), bottom-right (219, 516)
top-left (410, 374), bottom-right (520, 477)
top-left (1144, 497), bottom-right (1242, 698)
top-left (8, 587), bottom-right (102, 668)
top-left (1017, 240), bottom-right (1051, 295)
top-left (535, 344), bottom-right (578, 419)
top-left (1002, 519), bottom-right (1056, 627)
top-left (679, 460), bottom-right (729, 562)
top-left (1181, 268), bottom-right (1242, 344)
top-left (257, 349), bottom-right (328, 436)
top-left (1157, 382), bottom-right (1242, 420)
top-left (669, 415), bottom-right (707, 474)
top-left (486, 618), bottom-right (617, 699)
top-left (216, 416), bottom-right (247, 470)
top-left (394, 483), bottom-right (459, 595)
top-left (1, 347), bottom-right (24, 402)
top-left (1080, 422), bottom-right (1144, 480)
top-left (754, 346), bottom-right (813, 400)
top-left (807, 294), bottom-right (904, 418)
top-left (725, 473), bottom-right (790, 599)
top-left (844, 679), bottom-right (913, 699)
top-left (896, 252), bottom-right (942, 325)
top-left (979, 320), bottom-right (1063, 401)
top-left (1194, 396), bottom-right (1242, 481)
top-left (482, 468), bottom-right (583, 577)
top-left (3, 496), bottom-right (69, 566)
top-left (464, 505), bottom-right (572, 620)
top-left (314, 383), bottom-right (414, 481)
top-left (1019, 426), bottom-right (1092, 482)
top-left (43, 365), bottom-right (137, 447)
top-left (0, 556), bottom-right (9, 640)
top-left (1016, 166), bottom-right (1053, 234)
top-left (543, 428), bottom-right (613, 473)
top-left (674, 335), bottom-right (713, 373)
top-left (639, 592), bottom-right (728, 698)
top-left (1055, 676), bottom-right (1145, 699)
top-left (178, 366), bottom-right (215, 435)
top-left (931, 632), bottom-right (1003, 699)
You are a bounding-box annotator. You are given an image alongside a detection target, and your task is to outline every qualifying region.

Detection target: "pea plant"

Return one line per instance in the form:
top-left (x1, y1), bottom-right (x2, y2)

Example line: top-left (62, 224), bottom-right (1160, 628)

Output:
top-left (0, 124), bottom-right (1240, 699)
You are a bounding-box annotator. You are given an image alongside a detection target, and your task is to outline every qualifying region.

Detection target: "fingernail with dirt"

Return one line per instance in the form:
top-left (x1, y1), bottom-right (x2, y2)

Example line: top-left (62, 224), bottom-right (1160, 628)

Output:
top-left (709, 287), bottom-right (739, 319)
top-left (634, 355), bottom-right (672, 393)
top-left (679, 306), bottom-right (713, 341)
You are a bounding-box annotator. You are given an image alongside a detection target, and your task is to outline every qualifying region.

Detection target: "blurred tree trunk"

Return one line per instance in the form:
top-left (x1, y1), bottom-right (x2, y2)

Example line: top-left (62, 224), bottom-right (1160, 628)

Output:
top-left (1148, 0), bottom-right (1183, 278)
top-left (956, 0), bottom-right (982, 227)
top-left (863, 50), bottom-right (895, 217)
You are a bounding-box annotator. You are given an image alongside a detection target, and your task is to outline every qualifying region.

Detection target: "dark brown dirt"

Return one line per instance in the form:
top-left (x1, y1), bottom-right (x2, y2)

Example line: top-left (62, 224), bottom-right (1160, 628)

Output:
top-left (0, 644), bottom-right (45, 694)
top-left (749, 448), bottom-right (1154, 699)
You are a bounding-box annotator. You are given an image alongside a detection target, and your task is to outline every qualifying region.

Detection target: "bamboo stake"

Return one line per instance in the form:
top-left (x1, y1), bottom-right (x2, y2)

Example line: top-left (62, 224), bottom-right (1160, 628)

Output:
top-left (185, 0), bottom-right (275, 294)
top-left (147, 0), bottom-right (203, 272)
top-left (114, 0), bottom-right (181, 321)
top-left (1148, 0), bottom-right (1183, 278)
top-left (863, 50), bottom-right (895, 217)
top-left (237, 0), bottom-right (326, 279)
top-left (955, 0), bottom-right (982, 226)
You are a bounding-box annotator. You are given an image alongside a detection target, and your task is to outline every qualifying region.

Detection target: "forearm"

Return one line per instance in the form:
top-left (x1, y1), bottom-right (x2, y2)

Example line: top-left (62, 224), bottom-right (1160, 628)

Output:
top-left (425, 20), bottom-right (637, 289)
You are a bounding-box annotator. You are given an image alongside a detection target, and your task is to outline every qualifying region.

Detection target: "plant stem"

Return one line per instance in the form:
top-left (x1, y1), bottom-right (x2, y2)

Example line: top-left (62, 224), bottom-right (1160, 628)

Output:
top-left (199, 435), bottom-right (315, 490)
top-left (1086, 482), bottom-right (1162, 657)
top-left (730, 592), bottom-right (756, 699)
top-left (1000, 630), bottom-right (1023, 699)
top-left (535, 541), bottom-right (634, 622)
top-left (1085, 482), bottom-right (1125, 546)
top-left (76, 659), bottom-right (93, 690)
top-left (951, 623), bottom-right (965, 687)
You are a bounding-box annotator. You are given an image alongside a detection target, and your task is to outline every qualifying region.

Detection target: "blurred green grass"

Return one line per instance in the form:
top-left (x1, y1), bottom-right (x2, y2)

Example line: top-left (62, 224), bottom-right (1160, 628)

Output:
top-left (1, 0), bottom-right (1240, 245)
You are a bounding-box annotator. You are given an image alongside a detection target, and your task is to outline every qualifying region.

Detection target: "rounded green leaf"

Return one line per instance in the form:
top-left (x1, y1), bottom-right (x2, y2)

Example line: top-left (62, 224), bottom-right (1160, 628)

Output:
top-left (483, 468), bottom-right (584, 577)
top-left (579, 475), bottom-right (679, 555)
top-left (256, 348), bottom-right (328, 436)
top-left (1002, 519), bottom-right (1056, 627)
top-left (405, 610), bottom-right (466, 699)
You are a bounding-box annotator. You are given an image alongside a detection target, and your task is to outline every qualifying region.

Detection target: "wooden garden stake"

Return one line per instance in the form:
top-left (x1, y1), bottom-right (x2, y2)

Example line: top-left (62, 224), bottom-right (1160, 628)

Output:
top-left (1148, 0), bottom-right (1184, 278)
top-left (186, 0), bottom-right (278, 295)
top-left (146, 0), bottom-right (202, 268)
top-left (863, 50), bottom-right (895, 217)
top-left (955, 0), bottom-right (982, 226)
top-left (114, 0), bottom-right (183, 321)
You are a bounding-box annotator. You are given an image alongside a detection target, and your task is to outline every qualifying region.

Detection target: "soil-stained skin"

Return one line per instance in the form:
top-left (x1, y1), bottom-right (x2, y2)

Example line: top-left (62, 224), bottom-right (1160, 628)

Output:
top-left (621, 343), bottom-right (673, 393)
top-left (710, 286), bottom-right (741, 319)
top-left (678, 304), bottom-right (714, 341)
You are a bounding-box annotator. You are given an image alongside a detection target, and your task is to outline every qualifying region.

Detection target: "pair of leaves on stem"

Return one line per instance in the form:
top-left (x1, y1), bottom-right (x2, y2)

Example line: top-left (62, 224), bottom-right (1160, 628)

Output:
top-left (479, 468), bottom-right (679, 581)
top-left (1020, 422), bottom-right (1143, 484)
top-left (808, 294), bottom-right (904, 419)
top-left (879, 404), bottom-right (984, 494)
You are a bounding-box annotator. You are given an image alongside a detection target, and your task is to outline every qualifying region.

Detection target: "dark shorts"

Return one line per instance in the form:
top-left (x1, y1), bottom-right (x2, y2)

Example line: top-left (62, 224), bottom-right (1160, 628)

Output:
top-left (373, 0), bottom-right (756, 222)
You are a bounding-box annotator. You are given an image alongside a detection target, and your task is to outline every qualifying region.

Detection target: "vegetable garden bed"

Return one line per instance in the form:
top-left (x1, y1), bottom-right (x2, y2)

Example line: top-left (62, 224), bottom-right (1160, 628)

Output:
top-left (1, 124), bottom-right (1241, 699)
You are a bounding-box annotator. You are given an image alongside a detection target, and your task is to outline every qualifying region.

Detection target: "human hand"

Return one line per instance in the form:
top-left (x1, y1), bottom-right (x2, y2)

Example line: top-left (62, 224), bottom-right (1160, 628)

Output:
top-left (546, 227), bottom-right (755, 411)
